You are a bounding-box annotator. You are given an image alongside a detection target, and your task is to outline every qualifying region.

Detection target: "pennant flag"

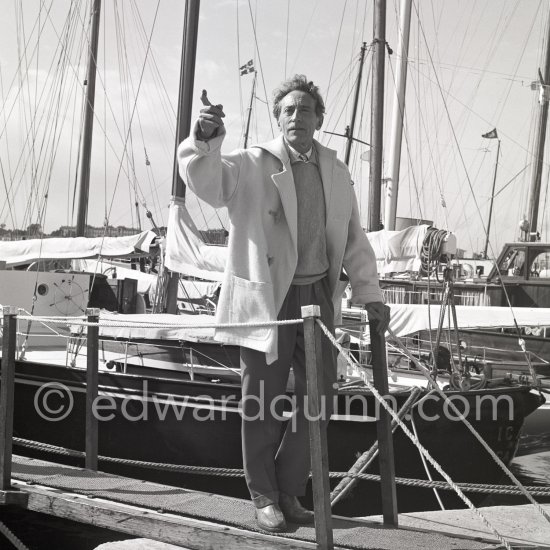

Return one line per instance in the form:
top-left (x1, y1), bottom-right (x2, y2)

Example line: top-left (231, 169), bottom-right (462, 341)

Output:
top-left (482, 128), bottom-right (498, 139)
top-left (239, 59), bottom-right (255, 76)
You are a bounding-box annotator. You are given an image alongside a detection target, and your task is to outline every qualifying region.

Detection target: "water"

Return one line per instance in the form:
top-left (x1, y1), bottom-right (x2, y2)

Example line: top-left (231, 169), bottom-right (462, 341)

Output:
top-left (482, 447), bottom-right (550, 508)
top-left (1, 442), bottom-right (549, 549)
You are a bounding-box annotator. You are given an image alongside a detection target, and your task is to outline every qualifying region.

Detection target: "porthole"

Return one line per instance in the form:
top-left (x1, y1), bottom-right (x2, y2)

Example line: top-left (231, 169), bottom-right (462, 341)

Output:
top-left (37, 283), bottom-right (49, 296)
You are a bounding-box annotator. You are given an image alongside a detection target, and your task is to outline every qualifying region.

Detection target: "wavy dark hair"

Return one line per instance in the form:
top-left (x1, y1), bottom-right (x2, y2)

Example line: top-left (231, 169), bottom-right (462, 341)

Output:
top-left (272, 75), bottom-right (325, 119)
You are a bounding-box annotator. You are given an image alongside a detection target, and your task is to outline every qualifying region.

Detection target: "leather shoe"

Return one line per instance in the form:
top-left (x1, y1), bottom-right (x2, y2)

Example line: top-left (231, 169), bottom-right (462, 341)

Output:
top-left (255, 503), bottom-right (287, 532)
top-left (279, 493), bottom-right (314, 524)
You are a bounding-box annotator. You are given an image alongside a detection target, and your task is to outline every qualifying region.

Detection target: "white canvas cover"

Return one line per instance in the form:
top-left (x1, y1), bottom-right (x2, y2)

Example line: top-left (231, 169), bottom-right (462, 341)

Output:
top-left (366, 225), bottom-right (429, 274)
top-left (387, 303), bottom-right (550, 337)
top-left (164, 196), bottom-right (227, 281)
top-left (0, 231), bottom-right (156, 267)
top-left (95, 311), bottom-right (216, 341)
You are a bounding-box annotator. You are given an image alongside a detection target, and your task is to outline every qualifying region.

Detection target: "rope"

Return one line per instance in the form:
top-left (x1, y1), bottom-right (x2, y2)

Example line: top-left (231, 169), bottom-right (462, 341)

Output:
top-left (0, 520), bottom-right (30, 550)
top-left (387, 326), bottom-right (550, 524)
top-left (15, 313), bottom-right (303, 330)
top-left (317, 321), bottom-right (515, 549)
top-left (12, 437), bottom-right (550, 498)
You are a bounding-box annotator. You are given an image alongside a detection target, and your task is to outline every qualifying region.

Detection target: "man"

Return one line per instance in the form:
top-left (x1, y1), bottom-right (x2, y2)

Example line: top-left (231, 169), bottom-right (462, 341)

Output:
top-left (178, 75), bottom-right (389, 532)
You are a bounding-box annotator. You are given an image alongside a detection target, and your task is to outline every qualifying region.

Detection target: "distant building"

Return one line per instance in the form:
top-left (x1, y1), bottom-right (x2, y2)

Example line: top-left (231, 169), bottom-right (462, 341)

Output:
top-left (0, 225), bottom-right (141, 239)
top-left (200, 228), bottom-right (229, 245)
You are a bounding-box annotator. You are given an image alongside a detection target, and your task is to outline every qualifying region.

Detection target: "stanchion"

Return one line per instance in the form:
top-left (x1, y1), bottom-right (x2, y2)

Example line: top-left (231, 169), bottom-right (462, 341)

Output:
top-left (302, 305), bottom-right (333, 550)
top-left (86, 308), bottom-right (100, 471)
top-left (0, 306), bottom-right (27, 505)
top-left (0, 306), bottom-right (17, 490)
top-left (369, 319), bottom-right (398, 525)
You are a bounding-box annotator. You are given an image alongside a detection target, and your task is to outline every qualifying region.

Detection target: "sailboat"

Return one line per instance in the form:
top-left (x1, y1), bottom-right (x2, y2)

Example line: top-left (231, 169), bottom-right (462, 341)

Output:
top-left (317, 0), bottom-right (550, 390)
top-left (0, 0), bottom-right (545, 517)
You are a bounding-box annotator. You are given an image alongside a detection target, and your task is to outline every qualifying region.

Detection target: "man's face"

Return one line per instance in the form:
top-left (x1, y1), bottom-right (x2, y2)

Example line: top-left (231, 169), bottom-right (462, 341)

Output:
top-left (277, 90), bottom-right (323, 153)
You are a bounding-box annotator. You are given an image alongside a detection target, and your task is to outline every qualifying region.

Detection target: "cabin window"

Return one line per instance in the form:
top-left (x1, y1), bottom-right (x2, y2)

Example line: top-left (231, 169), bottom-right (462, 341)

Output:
top-left (499, 247), bottom-right (526, 277)
top-left (528, 250), bottom-right (550, 278)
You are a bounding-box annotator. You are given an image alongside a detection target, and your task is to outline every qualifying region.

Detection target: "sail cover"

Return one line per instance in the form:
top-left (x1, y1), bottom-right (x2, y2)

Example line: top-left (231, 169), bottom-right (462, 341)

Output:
top-left (0, 231), bottom-right (157, 267)
top-left (367, 225), bottom-right (429, 274)
top-left (164, 196), bottom-right (227, 281)
top-left (388, 303), bottom-right (550, 337)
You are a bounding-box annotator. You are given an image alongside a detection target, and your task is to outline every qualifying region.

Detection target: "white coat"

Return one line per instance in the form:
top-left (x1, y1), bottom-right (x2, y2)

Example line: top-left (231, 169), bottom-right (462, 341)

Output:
top-left (177, 128), bottom-right (383, 362)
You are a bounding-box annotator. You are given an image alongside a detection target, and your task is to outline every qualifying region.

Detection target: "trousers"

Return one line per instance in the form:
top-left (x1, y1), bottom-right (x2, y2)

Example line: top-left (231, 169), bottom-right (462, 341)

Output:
top-left (240, 277), bottom-right (337, 508)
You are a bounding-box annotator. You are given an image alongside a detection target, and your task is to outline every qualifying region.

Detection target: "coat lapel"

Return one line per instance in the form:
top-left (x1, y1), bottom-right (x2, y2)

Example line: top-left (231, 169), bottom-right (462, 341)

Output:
top-left (253, 136), bottom-right (298, 253)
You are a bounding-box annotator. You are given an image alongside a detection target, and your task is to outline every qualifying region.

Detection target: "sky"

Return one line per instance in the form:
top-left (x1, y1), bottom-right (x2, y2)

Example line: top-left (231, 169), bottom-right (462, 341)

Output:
top-left (0, 0), bottom-right (548, 257)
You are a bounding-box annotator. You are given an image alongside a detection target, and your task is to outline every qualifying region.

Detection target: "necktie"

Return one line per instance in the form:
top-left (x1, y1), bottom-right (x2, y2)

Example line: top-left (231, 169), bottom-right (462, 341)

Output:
top-left (298, 153), bottom-right (309, 163)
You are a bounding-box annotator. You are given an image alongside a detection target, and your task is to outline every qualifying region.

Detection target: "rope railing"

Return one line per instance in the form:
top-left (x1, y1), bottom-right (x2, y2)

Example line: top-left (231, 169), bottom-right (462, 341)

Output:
top-left (12, 436), bottom-right (550, 498)
top-left (15, 312), bottom-right (303, 330)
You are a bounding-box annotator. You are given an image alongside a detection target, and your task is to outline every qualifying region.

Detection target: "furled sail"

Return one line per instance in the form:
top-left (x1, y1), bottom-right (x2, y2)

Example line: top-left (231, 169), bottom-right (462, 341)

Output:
top-left (0, 231), bottom-right (157, 268)
top-left (164, 196), bottom-right (227, 281)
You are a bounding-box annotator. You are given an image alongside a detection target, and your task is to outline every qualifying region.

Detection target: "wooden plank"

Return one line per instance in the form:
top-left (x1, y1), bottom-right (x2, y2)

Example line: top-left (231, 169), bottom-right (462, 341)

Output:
top-left (14, 482), bottom-right (327, 550)
top-left (302, 305), bottom-right (334, 550)
top-left (86, 308), bottom-right (100, 471)
top-left (369, 322), bottom-right (398, 526)
top-left (0, 306), bottom-right (17, 490)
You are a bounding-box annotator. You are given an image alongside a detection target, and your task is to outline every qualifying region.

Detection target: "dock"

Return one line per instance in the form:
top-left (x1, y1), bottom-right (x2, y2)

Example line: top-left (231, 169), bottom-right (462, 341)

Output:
top-left (3, 454), bottom-right (510, 550)
top-left (2, 307), bottom-right (550, 549)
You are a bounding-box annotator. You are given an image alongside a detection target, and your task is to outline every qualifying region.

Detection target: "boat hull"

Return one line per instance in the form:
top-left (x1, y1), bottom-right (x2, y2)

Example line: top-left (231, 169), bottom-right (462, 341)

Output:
top-left (2, 358), bottom-right (543, 516)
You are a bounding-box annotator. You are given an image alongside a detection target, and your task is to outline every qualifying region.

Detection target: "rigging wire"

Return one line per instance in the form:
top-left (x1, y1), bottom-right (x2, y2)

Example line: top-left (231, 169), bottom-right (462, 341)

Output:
top-left (324, 0), bottom-right (348, 112)
top-left (0, 67), bottom-right (17, 230)
top-left (246, 0), bottom-right (274, 139)
top-left (6, 1), bottom-right (77, 232)
top-left (236, 1), bottom-right (244, 138)
top-left (104, 0), bottom-right (161, 229)
top-left (284, 0), bottom-right (290, 77)
top-left (288, 1), bottom-right (318, 76)
top-left (103, 0), bottom-right (108, 226)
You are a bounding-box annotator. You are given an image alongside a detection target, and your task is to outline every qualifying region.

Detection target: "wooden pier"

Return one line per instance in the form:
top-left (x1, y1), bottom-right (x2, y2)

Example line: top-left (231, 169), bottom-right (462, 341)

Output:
top-left (4, 454), bottom-right (502, 550)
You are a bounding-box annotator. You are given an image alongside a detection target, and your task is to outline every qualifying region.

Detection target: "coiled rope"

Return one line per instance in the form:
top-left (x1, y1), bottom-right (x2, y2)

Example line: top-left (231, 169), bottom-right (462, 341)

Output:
top-left (420, 227), bottom-right (449, 277)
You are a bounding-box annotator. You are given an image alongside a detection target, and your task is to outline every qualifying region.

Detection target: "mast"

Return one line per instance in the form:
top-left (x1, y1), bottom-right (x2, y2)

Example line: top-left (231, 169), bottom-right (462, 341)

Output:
top-left (344, 43), bottom-right (367, 166)
top-left (171, 0), bottom-right (201, 199)
top-left (243, 71), bottom-right (257, 148)
top-left (76, 0), bottom-right (102, 237)
top-left (166, 0), bottom-right (201, 313)
top-left (384, 0), bottom-right (411, 231)
top-left (368, 0), bottom-right (387, 232)
top-left (483, 138), bottom-right (500, 258)
top-left (527, 11), bottom-right (550, 241)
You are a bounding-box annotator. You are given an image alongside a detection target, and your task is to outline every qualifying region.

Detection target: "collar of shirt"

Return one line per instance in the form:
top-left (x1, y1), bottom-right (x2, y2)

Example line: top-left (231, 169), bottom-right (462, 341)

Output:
top-left (285, 141), bottom-right (317, 165)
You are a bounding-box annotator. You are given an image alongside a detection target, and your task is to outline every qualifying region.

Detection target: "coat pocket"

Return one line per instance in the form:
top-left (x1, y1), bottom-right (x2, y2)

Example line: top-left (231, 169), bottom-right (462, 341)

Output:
top-left (226, 275), bottom-right (276, 341)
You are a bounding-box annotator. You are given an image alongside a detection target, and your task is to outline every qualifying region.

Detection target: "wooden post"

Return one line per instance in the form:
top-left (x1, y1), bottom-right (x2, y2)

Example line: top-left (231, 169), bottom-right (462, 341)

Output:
top-left (0, 306), bottom-right (17, 491)
top-left (86, 308), bottom-right (100, 471)
top-left (301, 305), bottom-right (333, 550)
top-left (369, 320), bottom-right (398, 525)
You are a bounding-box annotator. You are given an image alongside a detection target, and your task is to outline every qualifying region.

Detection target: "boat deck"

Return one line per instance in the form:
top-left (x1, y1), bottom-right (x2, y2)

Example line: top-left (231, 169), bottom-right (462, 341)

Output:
top-left (3, 455), bottom-right (503, 550)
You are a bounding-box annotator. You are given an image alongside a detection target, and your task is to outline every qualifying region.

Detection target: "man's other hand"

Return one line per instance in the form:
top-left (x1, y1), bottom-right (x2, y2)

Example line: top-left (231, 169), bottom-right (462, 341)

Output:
top-left (364, 302), bottom-right (390, 334)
